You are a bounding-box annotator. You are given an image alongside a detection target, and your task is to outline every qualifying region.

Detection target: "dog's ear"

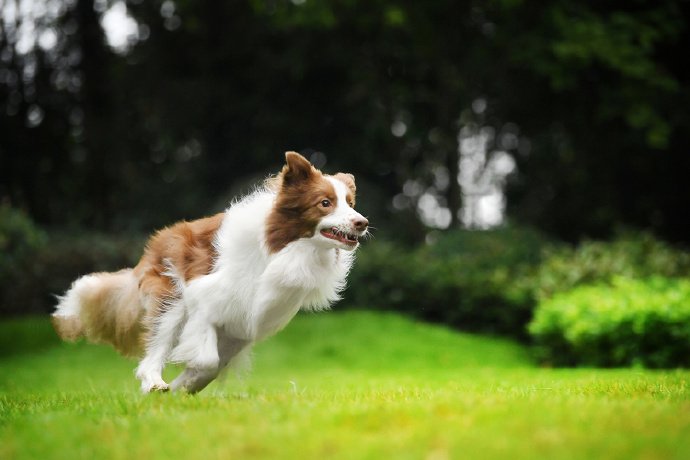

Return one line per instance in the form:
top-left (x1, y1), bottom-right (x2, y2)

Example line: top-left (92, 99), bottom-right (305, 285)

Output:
top-left (282, 151), bottom-right (314, 184)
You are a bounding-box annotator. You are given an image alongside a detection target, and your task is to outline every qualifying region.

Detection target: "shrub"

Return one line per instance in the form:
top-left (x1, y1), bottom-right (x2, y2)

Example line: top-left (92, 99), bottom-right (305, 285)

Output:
top-left (0, 205), bottom-right (47, 315)
top-left (1, 230), bottom-right (145, 316)
top-left (531, 231), bottom-right (690, 299)
top-left (345, 227), bottom-right (552, 338)
top-left (0, 204), bottom-right (47, 283)
top-left (528, 277), bottom-right (690, 368)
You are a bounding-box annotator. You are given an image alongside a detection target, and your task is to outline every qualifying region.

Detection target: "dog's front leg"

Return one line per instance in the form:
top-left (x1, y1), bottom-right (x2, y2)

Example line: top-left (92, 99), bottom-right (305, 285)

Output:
top-left (162, 317), bottom-right (220, 394)
top-left (249, 284), bottom-right (304, 342)
top-left (169, 314), bottom-right (219, 370)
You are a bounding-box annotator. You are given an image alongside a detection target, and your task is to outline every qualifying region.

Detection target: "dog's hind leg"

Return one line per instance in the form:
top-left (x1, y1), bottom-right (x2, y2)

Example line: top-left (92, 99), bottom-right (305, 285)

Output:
top-left (170, 333), bottom-right (249, 393)
top-left (169, 366), bottom-right (217, 394)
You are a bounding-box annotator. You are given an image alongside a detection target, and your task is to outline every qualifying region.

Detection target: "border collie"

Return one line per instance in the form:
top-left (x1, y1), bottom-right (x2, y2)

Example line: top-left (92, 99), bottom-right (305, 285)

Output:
top-left (52, 152), bottom-right (368, 393)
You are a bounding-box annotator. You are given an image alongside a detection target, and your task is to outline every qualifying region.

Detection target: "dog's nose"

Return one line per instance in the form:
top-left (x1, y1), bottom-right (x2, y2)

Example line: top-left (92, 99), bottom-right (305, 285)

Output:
top-left (352, 217), bottom-right (369, 231)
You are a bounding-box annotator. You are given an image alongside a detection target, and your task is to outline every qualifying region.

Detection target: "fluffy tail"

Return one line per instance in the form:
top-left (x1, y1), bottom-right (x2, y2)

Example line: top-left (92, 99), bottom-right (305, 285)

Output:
top-left (52, 269), bottom-right (145, 357)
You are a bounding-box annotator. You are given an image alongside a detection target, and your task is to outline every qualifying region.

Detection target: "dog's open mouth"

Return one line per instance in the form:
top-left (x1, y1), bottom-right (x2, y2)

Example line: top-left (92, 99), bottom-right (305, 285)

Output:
top-left (320, 227), bottom-right (359, 245)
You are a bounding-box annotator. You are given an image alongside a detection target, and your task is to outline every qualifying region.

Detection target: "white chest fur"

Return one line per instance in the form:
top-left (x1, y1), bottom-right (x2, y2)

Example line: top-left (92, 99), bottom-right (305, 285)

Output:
top-left (179, 190), bottom-right (353, 343)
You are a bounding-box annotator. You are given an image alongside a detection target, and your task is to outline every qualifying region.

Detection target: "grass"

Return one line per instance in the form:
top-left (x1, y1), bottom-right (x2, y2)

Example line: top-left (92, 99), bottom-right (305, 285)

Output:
top-left (1, 310), bottom-right (689, 459)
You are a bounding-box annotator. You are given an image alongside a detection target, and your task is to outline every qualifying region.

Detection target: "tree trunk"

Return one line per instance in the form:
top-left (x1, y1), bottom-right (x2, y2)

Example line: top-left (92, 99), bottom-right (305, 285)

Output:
top-left (75, 0), bottom-right (112, 228)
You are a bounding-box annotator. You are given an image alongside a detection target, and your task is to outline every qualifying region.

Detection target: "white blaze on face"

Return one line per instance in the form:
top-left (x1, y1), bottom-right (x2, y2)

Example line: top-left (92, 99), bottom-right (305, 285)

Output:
top-left (313, 177), bottom-right (367, 251)
top-left (327, 177), bottom-right (364, 226)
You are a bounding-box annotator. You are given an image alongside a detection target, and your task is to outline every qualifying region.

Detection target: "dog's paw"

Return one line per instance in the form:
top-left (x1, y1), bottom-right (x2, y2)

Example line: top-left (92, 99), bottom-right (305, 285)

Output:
top-left (140, 377), bottom-right (170, 394)
top-left (150, 383), bottom-right (170, 393)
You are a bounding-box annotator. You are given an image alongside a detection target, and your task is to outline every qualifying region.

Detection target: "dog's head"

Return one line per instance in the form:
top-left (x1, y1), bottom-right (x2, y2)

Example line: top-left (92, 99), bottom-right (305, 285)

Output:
top-left (266, 152), bottom-right (368, 253)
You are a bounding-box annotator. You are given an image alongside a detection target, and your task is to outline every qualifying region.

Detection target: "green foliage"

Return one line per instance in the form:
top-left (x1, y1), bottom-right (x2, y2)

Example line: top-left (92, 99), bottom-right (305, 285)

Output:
top-left (0, 204), bottom-right (47, 282)
top-left (529, 277), bottom-right (690, 368)
top-left (531, 231), bottom-right (690, 299)
top-left (345, 230), bottom-right (690, 345)
top-left (527, 233), bottom-right (690, 368)
top-left (0, 231), bottom-right (144, 316)
top-left (510, 3), bottom-right (682, 148)
top-left (346, 227), bottom-right (551, 337)
top-left (0, 206), bottom-right (47, 315)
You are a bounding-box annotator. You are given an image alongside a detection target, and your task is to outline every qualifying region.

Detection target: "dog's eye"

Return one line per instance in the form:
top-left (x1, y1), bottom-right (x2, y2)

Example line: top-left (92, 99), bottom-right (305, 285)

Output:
top-left (320, 199), bottom-right (331, 208)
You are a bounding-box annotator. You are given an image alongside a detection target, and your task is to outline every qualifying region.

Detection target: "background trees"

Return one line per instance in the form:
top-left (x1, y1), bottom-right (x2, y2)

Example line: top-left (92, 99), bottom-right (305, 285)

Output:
top-left (2, 0), bottom-right (689, 243)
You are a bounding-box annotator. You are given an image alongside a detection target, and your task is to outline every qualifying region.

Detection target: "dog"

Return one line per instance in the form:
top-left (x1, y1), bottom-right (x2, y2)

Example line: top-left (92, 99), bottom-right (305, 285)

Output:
top-left (52, 152), bottom-right (368, 393)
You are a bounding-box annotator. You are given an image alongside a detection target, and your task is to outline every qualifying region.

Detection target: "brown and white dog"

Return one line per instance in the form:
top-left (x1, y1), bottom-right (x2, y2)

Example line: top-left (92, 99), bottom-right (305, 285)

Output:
top-left (52, 152), bottom-right (368, 393)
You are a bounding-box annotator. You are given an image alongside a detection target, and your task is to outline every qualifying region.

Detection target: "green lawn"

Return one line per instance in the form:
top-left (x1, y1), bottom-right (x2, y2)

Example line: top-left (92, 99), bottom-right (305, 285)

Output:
top-left (1, 311), bottom-right (689, 459)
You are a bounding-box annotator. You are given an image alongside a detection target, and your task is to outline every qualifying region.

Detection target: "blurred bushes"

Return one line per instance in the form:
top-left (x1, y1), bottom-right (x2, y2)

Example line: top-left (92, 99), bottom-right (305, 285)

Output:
top-left (1, 204), bottom-right (47, 315)
top-left (530, 232), bottom-right (690, 299)
top-left (3, 203), bottom-right (690, 369)
top-left (0, 206), bottom-right (144, 315)
top-left (347, 228), bottom-right (690, 367)
top-left (529, 277), bottom-right (690, 368)
top-left (345, 227), bottom-right (552, 338)
top-left (526, 232), bottom-right (690, 368)
top-left (0, 204), bottom-right (47, 282)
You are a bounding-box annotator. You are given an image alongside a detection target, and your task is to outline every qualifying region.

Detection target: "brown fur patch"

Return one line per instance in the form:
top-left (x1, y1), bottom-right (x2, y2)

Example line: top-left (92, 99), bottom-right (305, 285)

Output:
top-left (135, 212), bottom-right (224, 319)
top-left (265, 152), bottom-right (341, 253)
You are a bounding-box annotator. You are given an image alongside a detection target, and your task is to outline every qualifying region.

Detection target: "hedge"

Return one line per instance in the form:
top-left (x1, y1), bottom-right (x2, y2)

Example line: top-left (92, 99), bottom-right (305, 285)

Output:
top-left (530, 232), bottom-right (690, 299)
top-left (528, 277), bottom-right (690, 368)
top-left (344, 227), bottom-right (551, 338)
top-left (0, 205), bottom-right (144, 315)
